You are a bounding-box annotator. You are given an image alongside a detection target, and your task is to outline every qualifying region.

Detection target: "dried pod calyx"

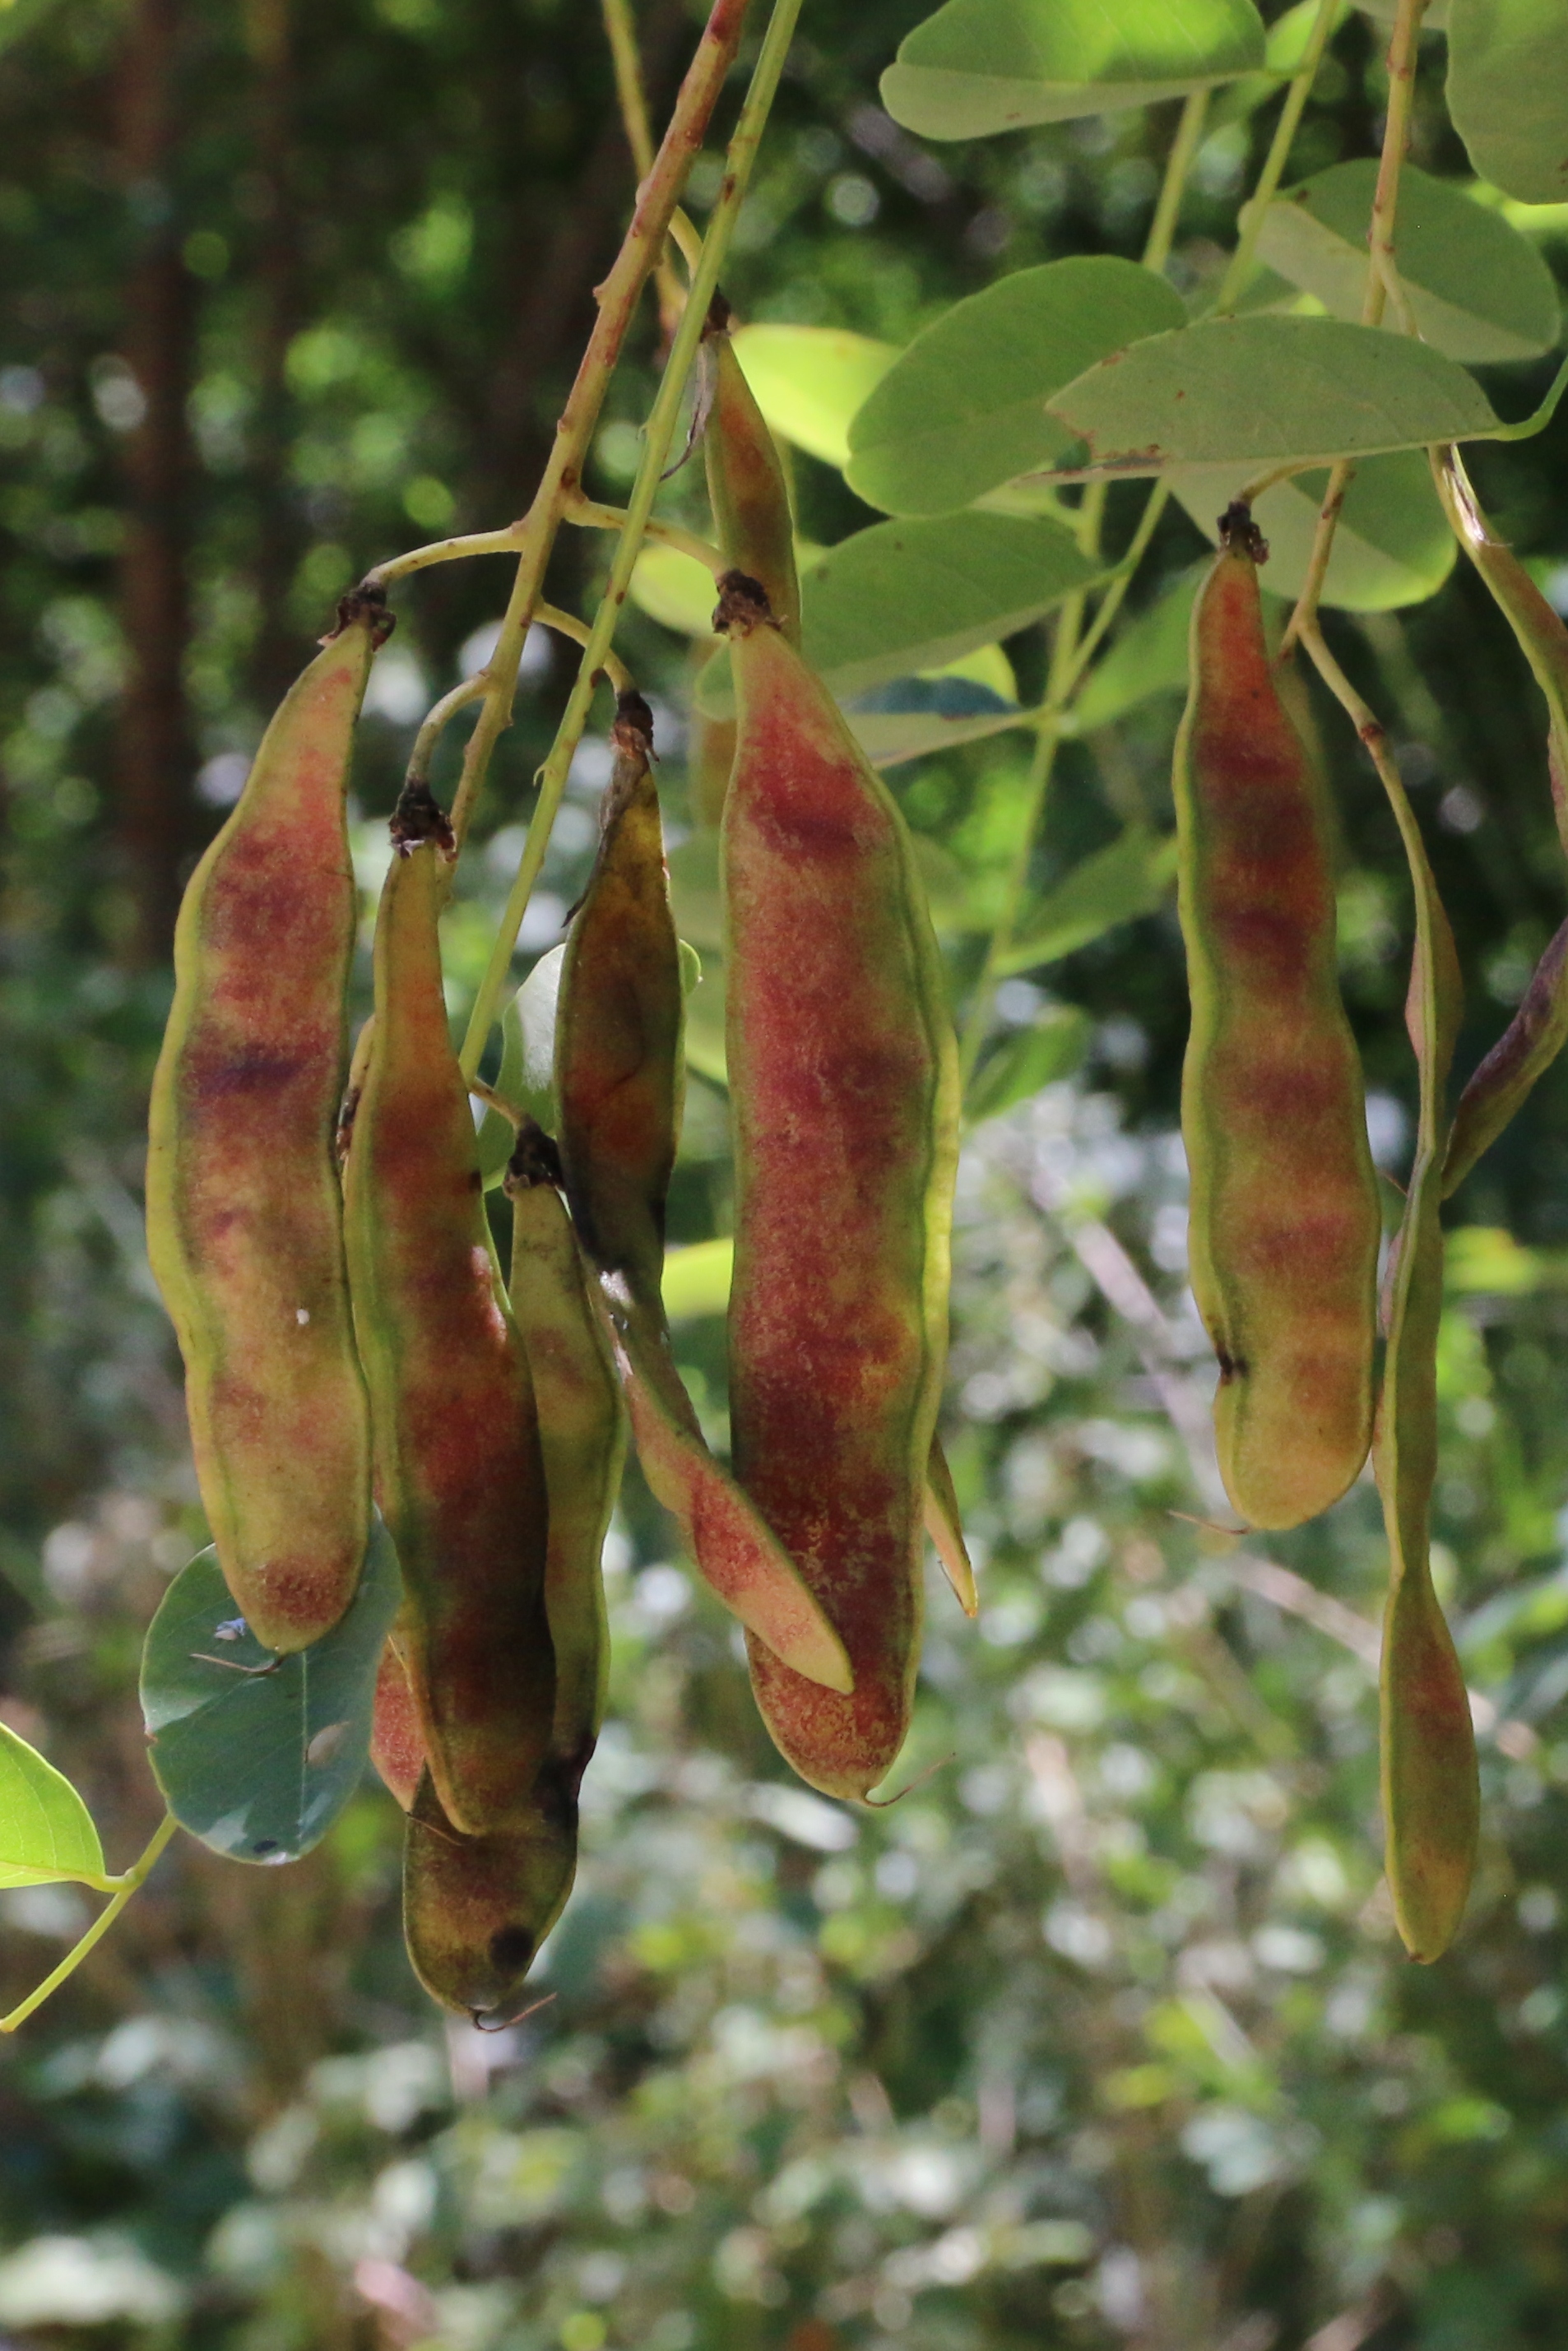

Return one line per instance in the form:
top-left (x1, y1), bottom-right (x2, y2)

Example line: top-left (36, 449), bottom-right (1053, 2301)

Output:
top-left (712, 568), bottom-right (776, 638)
top-left (390, 780), bottom-right (456, 856)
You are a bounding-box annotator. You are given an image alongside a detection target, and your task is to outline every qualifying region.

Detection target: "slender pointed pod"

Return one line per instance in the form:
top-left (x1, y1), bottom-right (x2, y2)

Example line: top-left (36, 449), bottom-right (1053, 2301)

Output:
top-left (146, 595), bottom-right (387, 1653)
top-left (1175, 508), bottom-right (1380, 1530)
top-left (1445, 918), bottom-right (1568, 1195)
top-left (1377, 786), bottom-right (1478, 1963)
top-left (703, 299), bottom-right (801, 647)
top-left (342, 789), bottom-right (554, 1837)
top-left (924, 1437), bottom-right (978, 1616)
top-left (717, 570), bottom-right (960, 1802)
top-left (555, 696), bottom-right (851, 1695)
top-left (1433, 447), bottom-right (1568, 857)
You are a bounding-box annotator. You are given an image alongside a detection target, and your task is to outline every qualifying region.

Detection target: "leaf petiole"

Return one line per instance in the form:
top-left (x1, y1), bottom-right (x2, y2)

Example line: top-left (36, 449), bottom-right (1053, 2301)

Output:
top-left (1, 1813), bottom-right (179, 2034)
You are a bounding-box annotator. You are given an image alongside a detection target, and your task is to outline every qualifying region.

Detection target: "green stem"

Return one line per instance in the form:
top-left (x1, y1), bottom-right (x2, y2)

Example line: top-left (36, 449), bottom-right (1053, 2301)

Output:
top-left (1, 1814), bottom-right (179, 2035)
top-left (459, 0), bottom-right (805, 1083)
top-left (1144, 89), bottom-right (1208, 276)
top-left (434, 0), bottom-right (749, 862)
top-left (1211, 0), bottom-right (1342, 314)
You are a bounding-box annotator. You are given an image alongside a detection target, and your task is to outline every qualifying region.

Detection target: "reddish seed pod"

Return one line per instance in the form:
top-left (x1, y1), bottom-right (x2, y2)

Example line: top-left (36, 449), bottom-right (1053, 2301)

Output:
top-left (342, 791), bottom-right (554, 1838)
top-left (718, 573), bottom-right (959, 1801)
top-left (1175, 511), bottom-right (1380, 1530)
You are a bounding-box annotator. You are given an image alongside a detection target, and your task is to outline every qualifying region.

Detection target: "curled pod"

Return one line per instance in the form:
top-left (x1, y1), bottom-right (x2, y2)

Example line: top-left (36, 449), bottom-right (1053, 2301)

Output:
top-left (556, 696), bottom-right (851, 1695)
top-left (717, 570), bottom-right (960, 1801)
top-left (342, 787), bottom-right (554, 1837)
top-left (1175, 508), bottom-right (1380, 1530)
top-left (146, 596), bottom-right (386, 1651)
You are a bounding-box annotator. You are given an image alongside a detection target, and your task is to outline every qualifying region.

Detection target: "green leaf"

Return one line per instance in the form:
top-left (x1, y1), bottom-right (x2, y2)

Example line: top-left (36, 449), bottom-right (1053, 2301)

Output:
top-left (996, 828), bottom-right (1177, 974)
top-left (140, 1521), bottom-right (401, 1865)
top-left (850, 704), bottom-right (1030, 768)
top-left (1253, 162), bottom-right (1561, 362)
top-left (967, 1005), bottom-right (1090, 1122)
top-left (478, 944), bottom-right (566, 1187)
top-left (0, 1723), bottom-right (108, 1890)
top-left (799, 513), bottom-right (1104, 700)
top-left (669, 835), bottom-right (722, 951)
top-left (629, 542), bottom-right (718, 636)
top-left (845, 258), bottom-right (1185, 517)
top-left (731, 324), bottom-right (899, 469)
top-left (881, 0), bottom-right (1266, 141)
top-left (1073, 567), bottom-right (1203, 731)
top-left (1449, 0), bottom-right (1568, 206)
top-left (1046, 316), bottom-right (1501, 475)
top-left (1171, 448), bottom-right (1457, 611)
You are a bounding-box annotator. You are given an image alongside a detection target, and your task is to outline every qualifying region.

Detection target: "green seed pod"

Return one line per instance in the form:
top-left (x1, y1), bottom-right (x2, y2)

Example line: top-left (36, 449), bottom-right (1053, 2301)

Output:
top-left (146, 596), bottom-right (385, 1653)
top-left (1378, 809), bottom-right (1478, 1964)
top-left (342, 788), bottom-right (554, 1838)
top-left (556, 696), bottom-right (851, 1696)
top-left (403, 1765), bottom-right (578, 2026)
top-left (717, 570), bottom-right (960, 1802)
top-left (1175, 509), bottom-right (1380, 1530)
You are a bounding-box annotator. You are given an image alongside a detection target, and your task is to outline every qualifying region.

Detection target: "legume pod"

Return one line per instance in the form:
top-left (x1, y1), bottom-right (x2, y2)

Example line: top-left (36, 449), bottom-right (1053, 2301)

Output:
top-left (555, 697), bottom-right (851, 1696)
top-left (342, 789), bottom-right (554, 1837)
top-left (703, 328), bottom-right (977, 1626)
top-left (718, 571), bottom-right (960, 1801)
top-left (1445, 919), bottom-right (1568, 1196)
top-left (1175, 512), bottom-right (1380, 1530)
top-left (146, 596), bottom-right (384, 1652)
top-left (374, 1125), bottom-right (624, 2020)
top-left (1377, 767), bottom-right (1478, 1963)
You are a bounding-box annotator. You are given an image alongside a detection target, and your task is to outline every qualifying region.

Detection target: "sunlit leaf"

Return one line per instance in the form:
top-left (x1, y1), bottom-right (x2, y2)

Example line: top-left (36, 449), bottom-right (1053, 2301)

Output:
top-left (662, 1236), bottom-right (735, 1321)
top-left (0, 1723), bottom-right (107, 1890)
top-left (140, 1521), bottom-right (401, 1865)
top-left (629, 542), bottom-right (718, 636)
top-left (881, 0), bottom-right (1266, 141)
top-left (731, 324), bottom-right (899, 469)
top-left (845, 258), bottom-right (1185, 516)
top-left (1171, 448), bottom-right (1457, 611)
top-left (1254, 162), bottom-right (1560, 362)
top-left (1045, 317), bottom-right (1500, 475)
top-left (1448, 0), bottom-right (1568, 206)
top-left (996, 828), bottom-right (1177, 973)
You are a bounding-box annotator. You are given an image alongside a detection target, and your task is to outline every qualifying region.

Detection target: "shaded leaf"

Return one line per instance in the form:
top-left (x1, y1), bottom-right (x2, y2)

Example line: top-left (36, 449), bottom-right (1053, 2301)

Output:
top-left (1171, 449), bottom-right (1457, 612)
top-left (996, 828), bottom-right (1177, 974)
top-left (1045, 316), bottom-right (1499, 475)
top-left (140, 1520), bottom-right (401, 1865)
top-left (731, 324), bottom-right (899, 469)
top-left (881, 0), bottom-right (1266, 141)
top-left (967, 1004), bottom-right (1090, 1121)
top-left (1448, 0), bottom-right (1568, 206)
top-left (845, 258), bottom-right (1185, 516)
top-left (0, 1723), bottom-right (107, 1891)
top-left (1254, 161), bottom-right (1560, 362)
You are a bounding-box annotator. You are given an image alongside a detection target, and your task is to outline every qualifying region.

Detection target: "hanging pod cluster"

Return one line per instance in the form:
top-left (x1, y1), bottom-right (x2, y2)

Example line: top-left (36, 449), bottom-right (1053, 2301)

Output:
top-left (141, 313), bottom-right (976, 2015)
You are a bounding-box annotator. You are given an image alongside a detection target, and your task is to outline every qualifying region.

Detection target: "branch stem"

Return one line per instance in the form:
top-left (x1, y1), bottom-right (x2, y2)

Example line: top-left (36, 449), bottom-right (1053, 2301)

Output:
top-left (459, 0), bottom-right (803, 1082)
top-left (1, 1814), bottom-right (179, 2035)
top-left (1212, 0), bottom-right (1342, 314)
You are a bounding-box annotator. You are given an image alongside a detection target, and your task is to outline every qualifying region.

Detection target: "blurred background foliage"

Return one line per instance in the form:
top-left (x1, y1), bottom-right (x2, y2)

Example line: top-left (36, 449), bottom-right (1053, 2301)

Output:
top-left (4, 0), bottom-right (1568, 2344)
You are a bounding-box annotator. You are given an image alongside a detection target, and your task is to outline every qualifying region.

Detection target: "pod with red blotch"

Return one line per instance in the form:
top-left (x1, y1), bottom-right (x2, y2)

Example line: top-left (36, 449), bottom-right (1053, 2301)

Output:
top-left (555, 693), bottom-right (851, 1698)
top-left (717, 570), bottom-right (960, 1802)
top-left (146, 595), bottom-right (386, 1652)
top-left (1175, 507), bottom-right (1380, 1531)
top-left (342, 787), bottom-right (554, 1837)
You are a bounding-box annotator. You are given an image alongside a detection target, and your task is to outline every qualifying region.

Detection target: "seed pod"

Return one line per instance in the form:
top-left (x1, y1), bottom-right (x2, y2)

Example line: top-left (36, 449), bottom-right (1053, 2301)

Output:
top-left (1175, 508), bottom-right (1380, 1530)
top-left (717, 570), bottom-right (960, 1801)
top-left (342, 789), bottom-right (554, 1837)
top-left (703, 299), bottom-right (800, 647)
top-left (1445, 918), bottom-right (1568, 1195)
top-left (1376, 817), bottom-right (1477, 1962)
top-left (146, 596), bottom-right (385, 1652)
top-left (556, 695), bottom-right (851, 1696)
top-left (403, 1766), bottom-right (578, 2025)
top-left (370, 1636), bottom-right (426, 1813)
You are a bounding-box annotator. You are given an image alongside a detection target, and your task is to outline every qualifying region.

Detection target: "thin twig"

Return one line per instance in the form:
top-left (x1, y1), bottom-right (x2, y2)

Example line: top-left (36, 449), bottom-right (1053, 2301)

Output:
top-left (600, 0), bottom-right (688, 334)
top-left (440, 0), bottom-right (750, 862)
top-left (1210, 0), bottom-right (1343, 315)
top-left (563, 490), bottom-right (726, 574)
top-left (1281, 0), bottom-right (1429, 655)
top-left (459, 0), bottom-right (805, 1083)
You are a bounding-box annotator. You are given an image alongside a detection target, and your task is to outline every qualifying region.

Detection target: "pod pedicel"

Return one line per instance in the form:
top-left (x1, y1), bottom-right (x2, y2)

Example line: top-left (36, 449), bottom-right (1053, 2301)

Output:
top-left (555, 695), bottom-right (851, 1697)
top-left (146, 596), bottom-right (384, 1651)
top-left (1174, 508), bottom-right (1380, 1530)
top-left (717, 570), bottom-right (960, 1801)
top-left (342, 786), bottom-right (554, 1838)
